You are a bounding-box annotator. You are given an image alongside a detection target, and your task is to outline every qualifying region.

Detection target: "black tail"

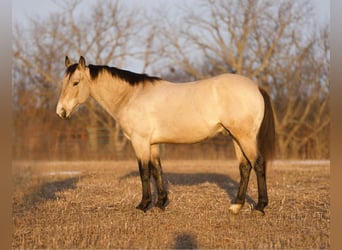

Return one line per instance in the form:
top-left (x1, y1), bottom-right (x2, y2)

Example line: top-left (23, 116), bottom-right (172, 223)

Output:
top-left (257, 87), bottom-right (276, 162)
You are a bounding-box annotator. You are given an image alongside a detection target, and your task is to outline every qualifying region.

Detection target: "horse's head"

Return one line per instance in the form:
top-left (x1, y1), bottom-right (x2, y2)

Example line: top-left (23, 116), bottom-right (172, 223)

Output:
top-left (56, 56), bottom-right (91, 119)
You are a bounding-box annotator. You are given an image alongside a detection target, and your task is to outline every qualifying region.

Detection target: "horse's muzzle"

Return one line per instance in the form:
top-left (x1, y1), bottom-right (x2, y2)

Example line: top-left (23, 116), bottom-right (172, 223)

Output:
top-left (56, 108), bottom-right (69, 120)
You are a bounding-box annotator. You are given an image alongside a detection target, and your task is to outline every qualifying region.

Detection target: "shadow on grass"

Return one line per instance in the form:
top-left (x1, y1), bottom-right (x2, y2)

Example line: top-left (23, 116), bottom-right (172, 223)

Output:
top-left (35, 177), bottom-right (80, 200)
top-left (120, 170), bottom-right (255, 206)
top-left (173, 232), bottom-right (198, 249)
top-left (16, 177), bottom-right (82, 212)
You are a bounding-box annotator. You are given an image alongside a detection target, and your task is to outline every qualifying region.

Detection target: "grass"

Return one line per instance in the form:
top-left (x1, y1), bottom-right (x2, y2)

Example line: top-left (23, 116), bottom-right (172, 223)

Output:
top-left (12, 160), bottom-right (330, 249)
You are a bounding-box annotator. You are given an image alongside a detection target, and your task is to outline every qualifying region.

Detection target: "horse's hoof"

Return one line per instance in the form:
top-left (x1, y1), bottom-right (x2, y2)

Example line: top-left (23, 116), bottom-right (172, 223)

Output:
top-left (155, 197), bottom-right (169, 210)
top-left (136, 204), bottom-right (147, 212)
top-left (229, 204), bottom-right (242, 214)
top-left (252, 209), bottom-right (265, 216)
top-left (136, 200), bottom-right (151, 212)
top-left (253, 203), bottom-right (266, 216)
top-left (156, 204), bottom-right (166, 211)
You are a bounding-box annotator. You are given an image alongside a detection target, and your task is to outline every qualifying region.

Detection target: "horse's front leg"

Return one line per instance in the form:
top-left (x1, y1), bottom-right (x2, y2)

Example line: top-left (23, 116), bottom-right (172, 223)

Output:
top-left (136, 159), bottom-right (152, 212)
top-left (131, 138), bottom-right (152, 212)
top-left (150, 144), bottom-right (168, 209)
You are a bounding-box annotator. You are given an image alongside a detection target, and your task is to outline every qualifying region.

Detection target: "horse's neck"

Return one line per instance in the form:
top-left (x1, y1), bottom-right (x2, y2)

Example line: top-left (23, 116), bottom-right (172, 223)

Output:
top-left (89, 77), bottom-right (136, 120)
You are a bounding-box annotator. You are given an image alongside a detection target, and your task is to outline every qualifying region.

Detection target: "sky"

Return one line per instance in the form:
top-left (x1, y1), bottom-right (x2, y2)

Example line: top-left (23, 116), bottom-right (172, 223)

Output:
top-left (12, 0), bottom-right (189, 27)
top-left (12, 0), bottom-right (330, 26)
top-left (11, 0), bottom-right (330, 72)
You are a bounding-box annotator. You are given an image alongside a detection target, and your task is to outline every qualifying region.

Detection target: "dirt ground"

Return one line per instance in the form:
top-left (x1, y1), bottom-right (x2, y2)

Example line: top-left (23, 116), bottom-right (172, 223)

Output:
top-left (12, 160), bottom-right (330, 249)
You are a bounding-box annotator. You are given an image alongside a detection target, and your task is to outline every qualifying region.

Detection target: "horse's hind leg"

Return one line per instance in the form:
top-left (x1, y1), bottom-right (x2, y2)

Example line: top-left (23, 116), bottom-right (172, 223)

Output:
top-left (150, 144), bottom-right (168, 209)
top-left (230, 161), bottom-right (252, 214)
top-left (230, 136), bottom-right (268, 215)
top-left (229, 140), bottom-right (253, 214)
top-left (253, 154), bottom-right (268, 214)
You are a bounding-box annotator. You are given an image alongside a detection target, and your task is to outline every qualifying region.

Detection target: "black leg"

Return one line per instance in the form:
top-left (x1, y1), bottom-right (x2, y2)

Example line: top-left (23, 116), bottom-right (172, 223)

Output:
top-left (149, 159), bottom-right (168, 209)
top-left (234, 161), bottom-right (252, 205)
top-left (253, 155), bottom-right (268, 214)
top-left (136, 160), bottom-right (152, 212)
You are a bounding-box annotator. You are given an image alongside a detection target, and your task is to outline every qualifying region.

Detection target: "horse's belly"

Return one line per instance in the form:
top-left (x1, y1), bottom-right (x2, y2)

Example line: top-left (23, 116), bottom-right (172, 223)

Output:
top-left (151, 122), bottom-right (224, 144)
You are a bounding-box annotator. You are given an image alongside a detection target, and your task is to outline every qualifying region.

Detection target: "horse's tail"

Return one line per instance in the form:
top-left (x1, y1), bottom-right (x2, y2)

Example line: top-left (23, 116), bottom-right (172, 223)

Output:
top-left (257, 87), bottom-right (276, 163)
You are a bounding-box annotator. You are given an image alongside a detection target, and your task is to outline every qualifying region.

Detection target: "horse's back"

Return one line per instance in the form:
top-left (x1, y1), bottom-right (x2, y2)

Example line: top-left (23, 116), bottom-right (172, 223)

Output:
top-left (188, 73), bottom-right (264, 117)
top-left (154, 73), bottom-right (264, 123)
top-left (173, 73), bottom-right (262, 105)
top-left (205, 73), bottom-right (260, 96)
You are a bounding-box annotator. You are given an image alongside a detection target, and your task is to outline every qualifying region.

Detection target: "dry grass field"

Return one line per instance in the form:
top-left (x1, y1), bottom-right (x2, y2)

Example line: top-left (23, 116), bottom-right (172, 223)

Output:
top-left (12, 160), bottom-right (330, 249)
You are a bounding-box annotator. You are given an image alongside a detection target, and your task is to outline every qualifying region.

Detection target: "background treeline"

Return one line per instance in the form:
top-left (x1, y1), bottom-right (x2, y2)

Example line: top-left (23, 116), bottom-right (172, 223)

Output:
top-left (12, 0), bottom-right (329, 160)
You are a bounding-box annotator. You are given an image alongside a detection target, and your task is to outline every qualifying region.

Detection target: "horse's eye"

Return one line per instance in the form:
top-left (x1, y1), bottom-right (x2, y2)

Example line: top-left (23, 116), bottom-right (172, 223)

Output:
top-left (73, 82), bottom-right (79, 87)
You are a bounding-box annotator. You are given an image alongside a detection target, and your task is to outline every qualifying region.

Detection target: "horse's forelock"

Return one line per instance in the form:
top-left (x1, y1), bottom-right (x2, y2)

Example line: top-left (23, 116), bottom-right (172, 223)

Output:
top-left (65, 63), bottom-right (78, 79)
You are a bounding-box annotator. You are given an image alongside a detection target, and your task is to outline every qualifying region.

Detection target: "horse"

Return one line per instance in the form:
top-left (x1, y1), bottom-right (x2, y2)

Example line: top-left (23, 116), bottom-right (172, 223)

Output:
top-left (56, 56), bottom-right (275, 215)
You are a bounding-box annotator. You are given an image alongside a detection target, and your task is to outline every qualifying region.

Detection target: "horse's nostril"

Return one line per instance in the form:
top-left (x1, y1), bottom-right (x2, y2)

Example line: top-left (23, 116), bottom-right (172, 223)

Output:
top-left (61, 109), bottom-right (66, 118)
top-left (57, 108), bottom-right (68, 119)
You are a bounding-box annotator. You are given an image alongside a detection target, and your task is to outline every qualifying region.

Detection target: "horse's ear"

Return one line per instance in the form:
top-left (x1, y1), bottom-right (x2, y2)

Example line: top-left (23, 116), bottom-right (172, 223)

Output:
top-left (78, 56), bottom-right (86, 69)
top-left (65, 56), bottom-right (71, 68)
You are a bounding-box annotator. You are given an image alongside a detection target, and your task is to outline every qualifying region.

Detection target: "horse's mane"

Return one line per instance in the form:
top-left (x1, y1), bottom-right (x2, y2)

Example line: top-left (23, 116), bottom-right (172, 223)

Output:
top-left (65, 63), bottom-right (161, 86)
top-left (89, 64), bottom-right (161, 86)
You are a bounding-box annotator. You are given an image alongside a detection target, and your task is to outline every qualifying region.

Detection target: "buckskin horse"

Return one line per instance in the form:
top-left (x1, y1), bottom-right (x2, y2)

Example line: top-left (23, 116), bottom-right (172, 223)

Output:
top-left (56, 56), bottom-right (275, 215)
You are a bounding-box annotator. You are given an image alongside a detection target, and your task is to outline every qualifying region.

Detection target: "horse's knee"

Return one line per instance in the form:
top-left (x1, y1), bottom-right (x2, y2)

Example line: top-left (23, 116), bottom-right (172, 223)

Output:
top-left (150, 145), bottom-right (162, 171)
top-left (138, 160), bottom-right (151, 180)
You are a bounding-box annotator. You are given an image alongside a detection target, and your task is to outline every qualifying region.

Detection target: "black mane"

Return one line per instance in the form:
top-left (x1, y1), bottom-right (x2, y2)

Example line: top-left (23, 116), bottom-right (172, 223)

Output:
top-left (65, 63), bottom-right (161, 85)
top-left (89, 64), bottom-right (161, 85)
